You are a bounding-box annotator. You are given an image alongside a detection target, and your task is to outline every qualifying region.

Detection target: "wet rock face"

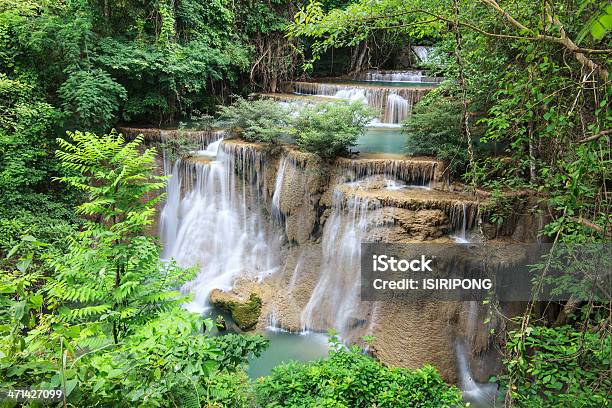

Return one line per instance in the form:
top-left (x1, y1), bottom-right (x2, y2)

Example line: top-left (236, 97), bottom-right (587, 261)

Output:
top-left (274, 149), bottom-right (327, 244)
top-left (384, 208), bottom-right (450, 240)
top-left (371, 300), bottom-right (461, 383)
top-left (210, 290), bottom-right (262, 331)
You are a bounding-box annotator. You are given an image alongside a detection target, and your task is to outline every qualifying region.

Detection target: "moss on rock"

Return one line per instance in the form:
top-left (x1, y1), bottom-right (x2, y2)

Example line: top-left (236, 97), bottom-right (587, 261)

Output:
top-left (210, 290), bottom-right (262, 331)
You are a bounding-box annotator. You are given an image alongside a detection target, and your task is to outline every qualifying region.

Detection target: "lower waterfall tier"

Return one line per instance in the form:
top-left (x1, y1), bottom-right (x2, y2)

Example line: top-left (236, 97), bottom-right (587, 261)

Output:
top-left (158, 138), bottom-right (539, 385)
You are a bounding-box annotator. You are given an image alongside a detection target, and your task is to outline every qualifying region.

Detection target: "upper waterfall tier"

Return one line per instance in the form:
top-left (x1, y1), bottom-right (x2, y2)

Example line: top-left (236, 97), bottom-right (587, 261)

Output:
top-left (412, 45), bottom-right (432, 63)
top-left (354, 70), bottom-right (443, 84)
top-left (284, 81), bottom-right (434, 125)
top-left (258, 93), bottom-right (341, 104)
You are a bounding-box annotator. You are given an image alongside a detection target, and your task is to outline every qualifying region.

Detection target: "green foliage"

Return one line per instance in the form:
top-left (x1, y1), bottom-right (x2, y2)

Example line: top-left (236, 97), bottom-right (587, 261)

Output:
top-left (0, 0), bottom-right (295, 127)
top-left (0, 131), bottom-right (269, 407)
top-left (59, 69), bottom-right (127, 132)
top-left (578, 2), bottom-right (612, 42)
top-left (0, 212), bottom-right (75, 257)
top-left (81, 309), bottom-right (219, 406)
top-left (55, 130), bottom-right (165, 227)
top-left (0, 73), bottom-right (69, 217)
top-left (214, 333), bottom-right (269, 369)
top-left (256, 338), bottom-right (464, 407)
top-left (50, 131), bottom-right (183, 340)
top-left (216, 97), bottom-right (293, 143)
top-left (0, 8), bottom-right (78, 234)
top-left (294, 101), bottom-right (376, 159)
top-left (202, 370), bottom-right (255, 407)
top-left (287, 0), bottom-right (444, 71)
top-left (541, 136), bottom-right (611, 241)
top-left (403, 90), bottom-right (467, 173)
top-left (500, 323), bottom-right (611, 407)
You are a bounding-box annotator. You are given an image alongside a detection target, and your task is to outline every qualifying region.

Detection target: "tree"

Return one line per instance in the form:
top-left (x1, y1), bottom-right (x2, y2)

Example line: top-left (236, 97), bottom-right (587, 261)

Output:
top-left (295, 101), bottom-right (377, 159)
top-left (216, 97), bottom-right (293, 143)
top-left (50, 130), bottom-right (191, 343)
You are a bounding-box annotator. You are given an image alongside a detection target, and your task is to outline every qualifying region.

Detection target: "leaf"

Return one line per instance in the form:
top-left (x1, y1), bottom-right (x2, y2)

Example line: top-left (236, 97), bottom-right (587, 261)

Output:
top-left (29, 294), bottom-right (43, 309)
top-left (16, 256), bottom-right (32, 273)
top-left (14, 301), bottom-right (26, 322)
top-left (590, 20), bottom-right (607, 39)
top-left (65, 378), bottom-right (78, 396)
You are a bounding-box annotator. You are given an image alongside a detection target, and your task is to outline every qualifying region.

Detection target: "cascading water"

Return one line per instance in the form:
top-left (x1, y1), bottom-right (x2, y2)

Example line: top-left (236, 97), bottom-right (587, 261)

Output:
top-left (336, 157), bottom-right (440, 186)
top-left (301, 190), bottom-right (382, 337)
top-left (271, 156), bottom-right (289, 220)
top-left (288, 255), bottom-right (304, 292)
top-left (412, 46), bottom-right (432, 63)
top-left (290, 82), bottom-right (430, 125)
top-left (160, 141), bottom-right (281, 313)
top-left (160, 133), bottom-right (225, 257)
top-left (452, 203), bottom-right (469, 243)
top-left (383, 93), bottom-right (411, 124)
top-left (456, 302), bottom-right (498, 407)
top-left (193, 137), bottom-right (224, 157)
top-left (358, 70), bottom-right (424, 82)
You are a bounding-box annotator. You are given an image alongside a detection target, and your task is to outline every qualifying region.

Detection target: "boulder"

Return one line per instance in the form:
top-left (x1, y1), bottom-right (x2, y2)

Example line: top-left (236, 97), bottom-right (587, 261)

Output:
top-left (210, 290), bottom-right (262, 331)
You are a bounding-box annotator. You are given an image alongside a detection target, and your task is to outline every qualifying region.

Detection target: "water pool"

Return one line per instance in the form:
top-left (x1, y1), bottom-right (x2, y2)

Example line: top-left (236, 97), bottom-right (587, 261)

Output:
top-left (247, 329), bottom-right (330, 378)
top-left (356, 128), bottom-right (406, 154)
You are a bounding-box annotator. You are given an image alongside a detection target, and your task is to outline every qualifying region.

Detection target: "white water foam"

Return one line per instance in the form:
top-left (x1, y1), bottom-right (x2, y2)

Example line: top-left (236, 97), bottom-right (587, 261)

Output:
top-left (160, 143), bottom-right (281, 313)
top-left (301, 190), bottom-right (382, 337)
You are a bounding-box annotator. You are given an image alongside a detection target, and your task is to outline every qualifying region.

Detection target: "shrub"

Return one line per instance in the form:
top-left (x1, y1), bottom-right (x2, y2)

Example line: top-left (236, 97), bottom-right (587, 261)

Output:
top-left (255, 338), bottom-right (464, 407)
top-left (80, 309), bottom-right (267, 407)
top-left (202, 371), bottom-right (255, 407)
top-left (403, 93), bottom-right (467, 173)
top-left (500, 324), bottom-right (611, 407)
top-left (59, 69), bottom-right (127, 132)
top-left (294, 101), bottom-right (376, 159)
top-left (215, 97), bottom-right (293, 143)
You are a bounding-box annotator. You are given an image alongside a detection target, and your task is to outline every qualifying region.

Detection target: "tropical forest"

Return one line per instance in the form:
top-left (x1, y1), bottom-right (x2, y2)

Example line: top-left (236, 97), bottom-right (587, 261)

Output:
top-left (0, 0), bottom-right (610, 406)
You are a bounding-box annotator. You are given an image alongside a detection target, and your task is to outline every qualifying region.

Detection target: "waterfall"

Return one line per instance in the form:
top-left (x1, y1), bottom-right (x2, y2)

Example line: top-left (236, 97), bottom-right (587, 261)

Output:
top-left (271, 156), bottom-right (289, 220)
top-left (288, 254), bottom-right (304, 292)
top-left (412, 46), bottom-right (432, 63)
top-left (336, 157), bottom-right (441, 186)
top-left (192, 137), bottom-right (223, 157)
top-left (383, 94), bottom-right (411, 124)
top-left (160, 141), bottom-right (281, 313)
top-left (357, 70), bottom-right (424, 82)
top-left (266, 308), bottom-right (281, 330)
top-left (159, 159), bottom-right (182, 257)
top-left (290, 82), bottom-right (430, 125)
top-left (301, 190), bottom-right (382, 337)
top-left (451, 203), bottom-right (469, 243)
top-left (456, 302), bottom-right (498, 407)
